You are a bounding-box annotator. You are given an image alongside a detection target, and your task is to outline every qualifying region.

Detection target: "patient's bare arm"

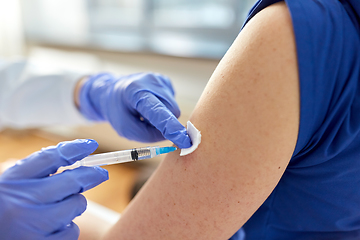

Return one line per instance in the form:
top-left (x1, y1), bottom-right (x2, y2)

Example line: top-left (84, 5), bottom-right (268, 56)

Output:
top-left (104, 2), bottom-right (299, 239)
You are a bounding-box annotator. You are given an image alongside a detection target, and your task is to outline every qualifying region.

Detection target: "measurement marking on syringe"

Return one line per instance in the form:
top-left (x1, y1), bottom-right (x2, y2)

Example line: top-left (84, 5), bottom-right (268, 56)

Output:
top-left (58, 146), bottom-right (176, 172)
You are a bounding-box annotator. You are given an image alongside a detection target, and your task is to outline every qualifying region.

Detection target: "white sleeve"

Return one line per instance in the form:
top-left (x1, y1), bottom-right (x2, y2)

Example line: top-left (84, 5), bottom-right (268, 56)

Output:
top-left (0, 59), bottom-right (90, 129)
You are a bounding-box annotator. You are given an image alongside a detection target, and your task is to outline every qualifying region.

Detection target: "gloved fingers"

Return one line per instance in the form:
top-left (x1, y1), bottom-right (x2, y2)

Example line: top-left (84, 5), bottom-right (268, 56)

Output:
top-left (150, 73), bottom-right (180, 117)
top-left (1, 167), bottom-right (108, 204)
top-left (152, 73), bottom-right (176, 96)
top-left (155, 93), bottom-right (181, 118)
top-left (46, 222), bottom-right (79, 240)
top-left (132, 92), bottom-right (192, 148)
top-left (112, 111), bottom-right (166, 143)
top-left (127, 121), bottom-right (169, 143)
top-left (123, 73), bottom-right (180, 117)
top-left (39, 194), bottom-right (87, 234)
top-left (80, 73), bottom-right (115, 121)
top-left (102, 96), bottom-right (165, 143)
top-left (141, 124), bottom-right (170, 142)
top-left (33, 167), bottom-right (108, 203)
top-left (161, 117), bottom-right (193, 148)
top-left (1, 139), bottom-right (98, 180)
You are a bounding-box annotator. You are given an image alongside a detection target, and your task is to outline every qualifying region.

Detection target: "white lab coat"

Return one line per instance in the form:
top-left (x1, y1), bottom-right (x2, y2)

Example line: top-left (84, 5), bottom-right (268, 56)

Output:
top-left (0, 59), bottom-right (88, 130)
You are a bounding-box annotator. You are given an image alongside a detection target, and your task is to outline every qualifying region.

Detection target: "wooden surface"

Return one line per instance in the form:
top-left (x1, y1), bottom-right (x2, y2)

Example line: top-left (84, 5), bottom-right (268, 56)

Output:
top-left (0, 129), bottom-right (139, 213)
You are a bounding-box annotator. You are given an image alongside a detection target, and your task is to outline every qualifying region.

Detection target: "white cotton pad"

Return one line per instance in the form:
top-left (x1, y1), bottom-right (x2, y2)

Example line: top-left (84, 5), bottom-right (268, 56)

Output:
top-left (180, 121), bottom-right (201, 156)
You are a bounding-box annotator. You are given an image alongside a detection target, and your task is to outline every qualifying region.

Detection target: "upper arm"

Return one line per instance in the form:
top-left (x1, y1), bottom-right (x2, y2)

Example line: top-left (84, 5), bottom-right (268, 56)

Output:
top-left (104, 2), bottom-right (299, 239)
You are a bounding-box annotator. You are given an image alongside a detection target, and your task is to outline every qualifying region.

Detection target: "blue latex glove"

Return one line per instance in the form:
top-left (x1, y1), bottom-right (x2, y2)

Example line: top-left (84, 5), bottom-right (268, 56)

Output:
top-left (79, 73), bottom-right (192, 149)
top-left (0, 139), bottom-right (108, 240)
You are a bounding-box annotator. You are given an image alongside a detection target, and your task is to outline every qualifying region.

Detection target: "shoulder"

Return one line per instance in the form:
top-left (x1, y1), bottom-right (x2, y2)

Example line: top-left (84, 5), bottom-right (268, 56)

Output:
top-left (103, 2), bottom-right (301, 239)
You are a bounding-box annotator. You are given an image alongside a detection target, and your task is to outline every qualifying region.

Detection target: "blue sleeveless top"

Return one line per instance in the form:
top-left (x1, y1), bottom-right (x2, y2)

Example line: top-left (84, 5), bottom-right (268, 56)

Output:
top-left (230, 0), bottom-right (360, 239)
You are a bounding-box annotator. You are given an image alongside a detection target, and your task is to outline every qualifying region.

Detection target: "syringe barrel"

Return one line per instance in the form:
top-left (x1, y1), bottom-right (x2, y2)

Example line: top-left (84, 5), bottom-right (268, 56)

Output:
top-left (79, 149), bottom-right (133, 167)
top-left (56, 145), bottom-right (174, 173)
top-left (78, 146), bottom-right (158, 167)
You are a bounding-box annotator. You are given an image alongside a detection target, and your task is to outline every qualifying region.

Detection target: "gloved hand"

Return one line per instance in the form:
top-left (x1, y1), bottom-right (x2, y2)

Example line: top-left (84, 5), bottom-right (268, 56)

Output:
top-left (78, 73), bottom-right (192, 149)
top-left (0, 139), bottom-right (108, 240)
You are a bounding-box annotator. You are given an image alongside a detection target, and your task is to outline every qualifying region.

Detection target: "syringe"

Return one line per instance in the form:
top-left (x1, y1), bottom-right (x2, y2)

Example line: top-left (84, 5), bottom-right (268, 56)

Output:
top-left (58, 146), bottom-right (176, 172)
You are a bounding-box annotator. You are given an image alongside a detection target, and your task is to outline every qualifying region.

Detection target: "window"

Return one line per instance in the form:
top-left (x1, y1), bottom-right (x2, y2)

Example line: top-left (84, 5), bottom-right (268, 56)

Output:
top-left (21, 0), bottom-right (256, 59)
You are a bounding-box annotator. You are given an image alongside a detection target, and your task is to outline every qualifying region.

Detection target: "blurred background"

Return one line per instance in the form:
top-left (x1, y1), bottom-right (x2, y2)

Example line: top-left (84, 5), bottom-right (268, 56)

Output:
top-left (20, 0), bottom-right (255, 58)
top-left (0, 0), bottom-right (256, 213)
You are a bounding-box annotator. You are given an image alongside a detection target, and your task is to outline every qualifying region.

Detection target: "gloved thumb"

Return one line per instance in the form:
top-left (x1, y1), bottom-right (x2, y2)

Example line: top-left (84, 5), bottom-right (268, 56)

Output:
top-left (1, 139), bottom-right (99, 180)
top-left (57, 139), bottom-right (99, 164)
